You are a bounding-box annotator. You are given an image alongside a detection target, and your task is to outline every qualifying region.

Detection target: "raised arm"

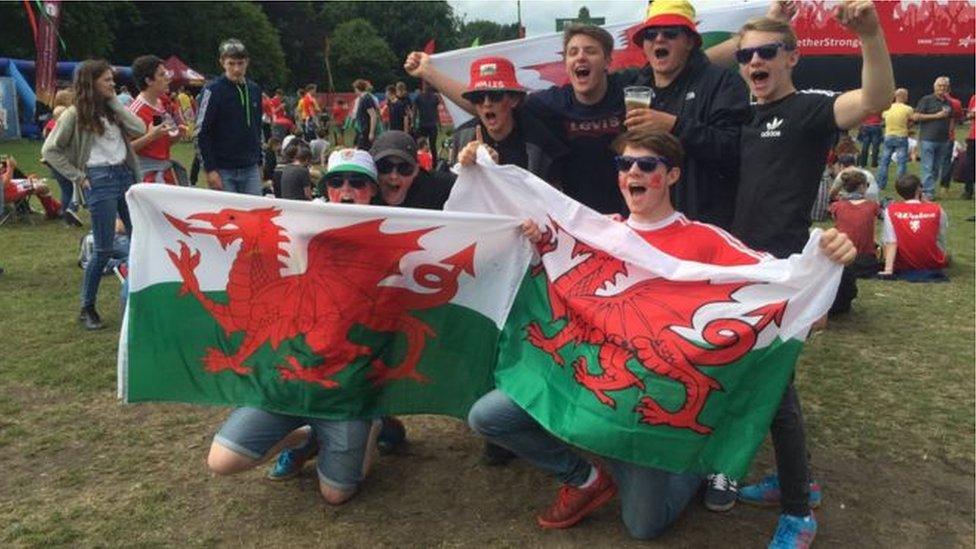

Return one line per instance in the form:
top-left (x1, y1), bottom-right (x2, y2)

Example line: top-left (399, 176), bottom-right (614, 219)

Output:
top-left (831, 1), bottom-right (894, 129)
top-left (404, 52), bottom-right (476, 116)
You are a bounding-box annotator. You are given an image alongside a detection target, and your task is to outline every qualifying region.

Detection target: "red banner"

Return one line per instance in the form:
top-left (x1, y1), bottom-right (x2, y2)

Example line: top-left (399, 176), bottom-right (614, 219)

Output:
top-left (794, 0), bottom-right (976, 56)
top-left (34, 0), bottom-right (62, 109)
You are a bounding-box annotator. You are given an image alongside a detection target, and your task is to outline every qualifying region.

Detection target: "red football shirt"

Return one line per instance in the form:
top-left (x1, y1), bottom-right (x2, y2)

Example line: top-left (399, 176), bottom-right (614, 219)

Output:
top-left (628, 212), bottom-right (768, 266)
top-left (128, 94), bottom-right (171, 161)
top-left (883, 201), bottom-right (948, 271)
top-left (830, 199), bottom-right (880, 256)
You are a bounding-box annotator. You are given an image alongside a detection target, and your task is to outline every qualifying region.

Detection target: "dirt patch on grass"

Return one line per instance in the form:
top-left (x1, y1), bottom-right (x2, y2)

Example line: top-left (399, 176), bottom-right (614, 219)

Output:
top-left (2, 387), bottom-right (972, 547)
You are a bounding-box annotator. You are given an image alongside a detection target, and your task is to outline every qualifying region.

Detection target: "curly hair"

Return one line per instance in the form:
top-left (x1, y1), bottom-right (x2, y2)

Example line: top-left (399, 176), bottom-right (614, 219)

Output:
top-left (73, 59), bottom-right (117, 135)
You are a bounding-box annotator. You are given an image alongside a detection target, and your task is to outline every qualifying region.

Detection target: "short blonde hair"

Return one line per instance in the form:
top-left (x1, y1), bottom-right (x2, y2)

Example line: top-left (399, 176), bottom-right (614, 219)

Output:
top-left (739, 17), bottom-right (797, 51)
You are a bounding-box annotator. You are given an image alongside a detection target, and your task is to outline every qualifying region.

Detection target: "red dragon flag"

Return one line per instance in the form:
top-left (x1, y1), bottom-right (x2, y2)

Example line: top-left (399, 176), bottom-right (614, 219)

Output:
top-left (445, 149), bottom-right (843, 479)
top-left (118, 185), bottom-right (532, 420)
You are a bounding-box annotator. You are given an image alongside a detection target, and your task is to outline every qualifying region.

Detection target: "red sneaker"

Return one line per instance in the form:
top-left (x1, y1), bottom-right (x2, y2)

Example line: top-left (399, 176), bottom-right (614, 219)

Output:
top-left (537, 462), bottom-right (617, 529)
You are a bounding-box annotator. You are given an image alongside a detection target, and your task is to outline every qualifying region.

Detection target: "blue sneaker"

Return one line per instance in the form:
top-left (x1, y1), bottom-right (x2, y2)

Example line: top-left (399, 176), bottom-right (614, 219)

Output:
top-left (267, 439), bottom-right (318, 481)
top-left (739, 474), bottom-right (822, 508)
top-left (769, 513), bottom-right (817, 549)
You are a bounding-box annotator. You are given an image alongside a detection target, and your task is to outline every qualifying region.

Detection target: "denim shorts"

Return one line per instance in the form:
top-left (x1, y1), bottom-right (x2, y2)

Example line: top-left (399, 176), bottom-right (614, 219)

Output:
top-left (214, 407), bottom-right (376, 491)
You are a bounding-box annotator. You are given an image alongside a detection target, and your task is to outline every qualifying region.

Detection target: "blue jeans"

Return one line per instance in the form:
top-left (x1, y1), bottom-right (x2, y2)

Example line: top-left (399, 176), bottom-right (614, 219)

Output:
top-left (215, 407), bottom-right (375, 491)
top-left (858, 124), bottom-right (883, 166)
top-left (919, 140), bottom-right (951, 197)
top-left (217, 165), bottom-right (262, 195)
top-left (468, 389), bottom-right (703, 539)
top-left (50, 168), bottom-right (77, 214)
top-left (81, 164), bottom-right (133, 308)
top-left (876, 136), bottom-right (908, 189)
top-left (939, 139), bottom-right (955, 187)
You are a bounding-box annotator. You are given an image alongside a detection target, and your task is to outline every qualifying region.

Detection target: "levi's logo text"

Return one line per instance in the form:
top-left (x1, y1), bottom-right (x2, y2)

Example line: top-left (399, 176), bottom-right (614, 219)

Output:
top-left (565, 116), bottom-right (622, 138)
top-left (761, 117), bottom-right (784, 138)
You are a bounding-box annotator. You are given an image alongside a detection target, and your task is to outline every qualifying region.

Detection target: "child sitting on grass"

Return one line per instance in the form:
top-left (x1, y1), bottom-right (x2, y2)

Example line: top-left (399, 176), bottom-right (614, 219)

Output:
top-left (828, 170), bottom-right (881, 313)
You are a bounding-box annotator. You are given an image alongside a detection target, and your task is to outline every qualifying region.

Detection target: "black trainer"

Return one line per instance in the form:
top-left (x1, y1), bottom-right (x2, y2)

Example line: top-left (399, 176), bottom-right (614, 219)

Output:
top-left (704, 473), bottom-right (739, 512)
top-left (79, 306), bottom-right (105, 330)
top-left (63, 209), bottom-right (83, 227)
top-left (480, 441), bottom-right (516, 466)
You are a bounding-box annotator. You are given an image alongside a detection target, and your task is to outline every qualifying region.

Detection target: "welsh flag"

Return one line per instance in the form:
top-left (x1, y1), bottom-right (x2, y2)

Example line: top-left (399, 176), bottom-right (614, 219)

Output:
top-left (445, 151), bottom-right (842, 478)
top-left (431, 0), bottom-right (767, 124)
top-left (118, 185), bottom-right (532, 419)
top-left (120, 157), bottom-right (840, 478)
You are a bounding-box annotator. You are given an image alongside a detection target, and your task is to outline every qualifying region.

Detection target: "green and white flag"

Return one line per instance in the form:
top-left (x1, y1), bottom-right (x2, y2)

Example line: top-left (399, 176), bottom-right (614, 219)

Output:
top-left (445, 151), bottom-right (841, 478)
top-left (118, 185), bottom-right (531, 419)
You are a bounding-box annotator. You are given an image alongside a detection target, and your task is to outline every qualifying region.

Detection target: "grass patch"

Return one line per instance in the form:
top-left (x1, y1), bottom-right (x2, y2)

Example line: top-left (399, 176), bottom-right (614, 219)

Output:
top-left (0, 136), bottom-right (972, 545)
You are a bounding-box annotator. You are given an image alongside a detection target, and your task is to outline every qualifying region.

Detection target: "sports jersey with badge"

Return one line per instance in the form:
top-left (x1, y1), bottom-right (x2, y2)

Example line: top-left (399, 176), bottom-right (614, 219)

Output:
top-left (128, 95), bottom-right (171, 161)
top-left (525, 73), bottom-right (630, 216)
top-left (628, 212), bottom-right (768, 266)
top-left (882, 200), bottom-right (948, 271)
top-left (732, 91), bottom-right (839, 258)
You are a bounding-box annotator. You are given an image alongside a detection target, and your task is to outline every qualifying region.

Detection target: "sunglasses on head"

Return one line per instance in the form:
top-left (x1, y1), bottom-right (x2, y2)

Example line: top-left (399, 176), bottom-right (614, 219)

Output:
top-left (325, 173), bottom-right (371, 189)
top-left (734, 42), bottom-right (793, 64)
top-left (467, 90), bottom-right (507, 104)
top-left (614, 155), bottom-right (669, 173)
top-left (376, 158), bottom-right (415, 175)
top-left (642, 26), bottom-right (684, 42)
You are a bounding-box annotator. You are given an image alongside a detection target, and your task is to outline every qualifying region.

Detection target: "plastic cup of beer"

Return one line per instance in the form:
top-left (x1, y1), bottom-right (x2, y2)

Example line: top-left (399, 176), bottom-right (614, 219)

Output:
top-left (624, 86), bottom-right (654, 111)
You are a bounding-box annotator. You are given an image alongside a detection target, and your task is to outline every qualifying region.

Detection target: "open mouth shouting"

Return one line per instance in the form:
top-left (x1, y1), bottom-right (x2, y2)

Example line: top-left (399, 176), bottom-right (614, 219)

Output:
top-left (572, 64), bottom-right (593, 86)
top-left (653, 46), bottom-right (670, 60)
top-left (628, 182), bottom-right (648, 198)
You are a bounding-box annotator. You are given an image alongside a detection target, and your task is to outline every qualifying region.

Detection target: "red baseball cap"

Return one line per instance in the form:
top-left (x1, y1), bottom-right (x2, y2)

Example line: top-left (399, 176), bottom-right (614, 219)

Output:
top-left (461, 57), bottom-right (526, 101)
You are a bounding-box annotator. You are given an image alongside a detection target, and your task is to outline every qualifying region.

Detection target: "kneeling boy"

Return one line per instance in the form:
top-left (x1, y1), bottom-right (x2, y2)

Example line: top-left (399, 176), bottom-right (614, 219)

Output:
top-left (466, 129), bottom-right (855, 539)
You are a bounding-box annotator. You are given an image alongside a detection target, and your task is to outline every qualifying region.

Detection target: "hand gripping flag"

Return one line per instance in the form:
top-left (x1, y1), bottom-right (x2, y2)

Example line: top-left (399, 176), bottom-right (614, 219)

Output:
top-left (118, 185), bottom-right (532, 420)
top-left (445, 149), bottom-right (842, 478)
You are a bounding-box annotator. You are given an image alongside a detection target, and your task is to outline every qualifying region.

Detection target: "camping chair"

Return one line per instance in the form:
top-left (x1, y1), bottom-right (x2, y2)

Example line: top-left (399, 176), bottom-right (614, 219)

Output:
top-left (0, 192), bottom-right (38, 226)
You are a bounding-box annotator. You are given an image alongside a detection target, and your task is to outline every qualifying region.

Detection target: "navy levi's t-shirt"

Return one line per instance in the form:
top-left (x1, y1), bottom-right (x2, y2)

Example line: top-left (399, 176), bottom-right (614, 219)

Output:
top-left (525, 73), bottom-right (634, 216)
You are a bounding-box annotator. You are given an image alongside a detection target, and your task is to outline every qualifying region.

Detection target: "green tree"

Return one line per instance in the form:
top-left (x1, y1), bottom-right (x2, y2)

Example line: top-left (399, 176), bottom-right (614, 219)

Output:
top-left (259, 0), bottom-right (327, 89)
top-left (0, 1), bottom-right (137, 60)
top-left (456, 20), bottom-right (520, 48)
top-left (328, 18), bottom-right (397, 92)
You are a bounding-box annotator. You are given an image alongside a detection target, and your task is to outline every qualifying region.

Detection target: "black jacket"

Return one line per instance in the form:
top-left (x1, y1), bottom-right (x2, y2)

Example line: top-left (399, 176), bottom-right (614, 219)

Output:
top-left (627, 50), bottom-right (750, 229)
top-left (452, 106), bottom-right (568, 186)
top-left (195, 76), bottom-right (264, 171)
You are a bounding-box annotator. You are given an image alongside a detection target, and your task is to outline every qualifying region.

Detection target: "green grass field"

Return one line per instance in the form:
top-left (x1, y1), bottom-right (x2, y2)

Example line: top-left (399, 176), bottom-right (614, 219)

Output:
top-left (0, 137), bottom-right (973, 546)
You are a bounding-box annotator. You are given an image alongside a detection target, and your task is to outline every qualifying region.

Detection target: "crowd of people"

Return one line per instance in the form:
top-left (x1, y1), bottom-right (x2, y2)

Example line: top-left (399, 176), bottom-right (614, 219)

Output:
top-left (0, 0), bottom-right (968, 546)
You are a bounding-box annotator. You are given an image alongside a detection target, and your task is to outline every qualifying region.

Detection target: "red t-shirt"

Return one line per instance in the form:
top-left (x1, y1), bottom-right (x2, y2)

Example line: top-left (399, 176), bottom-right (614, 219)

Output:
top-left (128, 94), bottom-right (171, 161)
top-left (883, 201), bottom-right (948, 271)
top-left (968, 95), bottom-right (975, 140)
top-left (331, 104), bottom-right (348, 124)
top-left (947, 95), bottom-right (963, 139)
top-left (829, 199), bottom-right (880, 256)
top-left (417, 150), bottom-right (433, 171)
top-left (628, 212), bottom-right (768, 266)
top-left (298, 93), bottom-right (318, 121)
top-left (862, 113), bottom-right (882, 126)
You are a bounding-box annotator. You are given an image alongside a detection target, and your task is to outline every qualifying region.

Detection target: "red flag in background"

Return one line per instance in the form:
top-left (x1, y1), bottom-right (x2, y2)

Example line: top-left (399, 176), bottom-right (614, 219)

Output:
top-left (423, 39), bottom-right (436, 54)
top-left (34, 0), bottom-right (62, 109)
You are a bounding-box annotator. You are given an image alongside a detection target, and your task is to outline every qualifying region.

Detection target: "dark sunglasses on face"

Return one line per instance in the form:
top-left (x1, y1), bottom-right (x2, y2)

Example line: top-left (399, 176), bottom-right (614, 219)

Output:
top-left (734, 42), bottom-right (793, 64)
top-left (614, 155), bottom-right (669, 173)
top-left (642, 26), bottom-right (683, 42)
top-left (325, 173), bottom-right (371, 189)
top-left (467, 90), bottom-right (507, 104)
top-left (376, 159), bottom-right (415, 175)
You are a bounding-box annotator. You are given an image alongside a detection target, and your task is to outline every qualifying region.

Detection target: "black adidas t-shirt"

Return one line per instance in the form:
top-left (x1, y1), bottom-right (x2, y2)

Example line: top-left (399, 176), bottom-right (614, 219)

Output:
top-left (525, 72), bottom-right (635, 215)
top-left (732, 91), bottom-right (838, 258)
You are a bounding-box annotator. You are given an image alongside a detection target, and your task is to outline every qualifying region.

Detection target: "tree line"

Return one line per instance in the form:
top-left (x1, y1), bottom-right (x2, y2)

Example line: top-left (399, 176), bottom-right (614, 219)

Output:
top-left (0, 1), bottom-right (520, 91)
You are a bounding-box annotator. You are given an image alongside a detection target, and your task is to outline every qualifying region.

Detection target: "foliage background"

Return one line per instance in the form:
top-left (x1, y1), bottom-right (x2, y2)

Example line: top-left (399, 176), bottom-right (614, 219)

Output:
top-left (0, 1), bottom-right (519, 90)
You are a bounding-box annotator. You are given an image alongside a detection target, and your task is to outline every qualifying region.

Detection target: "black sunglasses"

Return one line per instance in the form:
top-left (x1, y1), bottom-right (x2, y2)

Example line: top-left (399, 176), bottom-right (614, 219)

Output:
top-left (467, 90), bottom-right (507, 104)
top-left (642, 26), bottom-right (684, 42)
top-left (376, 158), bottom-right (415, 175)
top-left (614, 155), bottom-right (669, 173)
top-left (734, 42), bottom-right (793, 64)
top-left (325, 173), bottom-right (371, 189)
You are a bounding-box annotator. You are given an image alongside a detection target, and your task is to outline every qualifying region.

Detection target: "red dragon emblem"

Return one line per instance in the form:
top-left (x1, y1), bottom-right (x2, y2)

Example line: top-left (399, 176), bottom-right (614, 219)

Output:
top-left (526, 221), bottom-right (786, 434)
top-left (163, 207), bottom-right (475, 388)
